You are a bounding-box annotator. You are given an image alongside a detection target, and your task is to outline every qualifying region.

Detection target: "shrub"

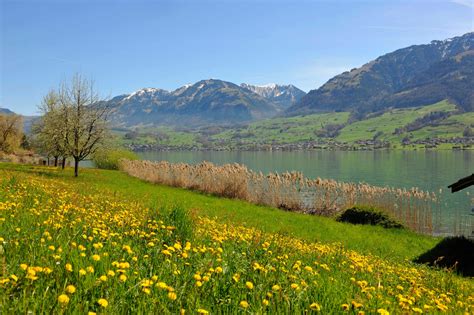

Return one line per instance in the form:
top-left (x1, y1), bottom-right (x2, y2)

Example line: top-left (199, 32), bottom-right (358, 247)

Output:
top-left (414, 236), bottom-right (474, 277)
top-left (336, 205), bottom-right (404, 229)
top-left (92, 148), bottom-right (138, 170)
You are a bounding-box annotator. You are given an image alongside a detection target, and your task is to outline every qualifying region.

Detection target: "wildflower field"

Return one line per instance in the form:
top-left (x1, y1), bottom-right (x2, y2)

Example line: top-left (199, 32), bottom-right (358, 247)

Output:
top-left (0, 164), bottom-right (473, 314)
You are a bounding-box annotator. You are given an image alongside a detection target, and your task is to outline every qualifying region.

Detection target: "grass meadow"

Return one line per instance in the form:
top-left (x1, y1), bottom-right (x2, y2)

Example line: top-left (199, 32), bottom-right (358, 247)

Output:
top-left (0, 163), bottom-right (473, 314)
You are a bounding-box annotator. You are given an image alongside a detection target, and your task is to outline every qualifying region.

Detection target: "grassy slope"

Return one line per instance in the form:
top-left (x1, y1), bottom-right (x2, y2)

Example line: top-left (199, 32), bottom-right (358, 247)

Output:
top-left (3, 163), bottom-right (473, 314)
top-left (0, 163), bottom-right (438, 261)
top-left (337, 101), bottom-right (458, 143)
top-left (115, 100), bottom-right (471, 148)
top-left (115, 126), bottom-right (199, 147)
top-left (408, 112), bottom-right (474, 141)
top-left (211, 112), bottom-right (350, 145)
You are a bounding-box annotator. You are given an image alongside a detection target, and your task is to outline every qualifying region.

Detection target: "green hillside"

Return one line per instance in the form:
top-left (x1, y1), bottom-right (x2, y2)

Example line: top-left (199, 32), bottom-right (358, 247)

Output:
top-left (115, 100), bottom-right (472, 150)
top-left (211, 112), bottom-right (350, 145)
top-left (336, 101), bottom-right (458, 143)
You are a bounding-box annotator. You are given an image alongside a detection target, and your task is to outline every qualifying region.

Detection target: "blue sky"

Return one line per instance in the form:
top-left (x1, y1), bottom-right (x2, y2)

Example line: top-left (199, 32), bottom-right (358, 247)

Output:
top-left (1, 0), bottom-right (473, 115)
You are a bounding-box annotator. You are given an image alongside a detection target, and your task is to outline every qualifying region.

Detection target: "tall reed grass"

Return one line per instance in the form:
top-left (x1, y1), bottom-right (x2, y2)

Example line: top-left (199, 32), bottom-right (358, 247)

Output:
top-left (120, 160), bottom-right (438, 234)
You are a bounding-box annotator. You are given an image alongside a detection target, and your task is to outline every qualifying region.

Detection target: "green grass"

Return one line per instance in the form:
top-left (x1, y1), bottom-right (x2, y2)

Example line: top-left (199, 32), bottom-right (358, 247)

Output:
top-left (337, 101), bottom-right (458, 143)
top-left (0, 163), bottom-right (436, 261)
top-left (115, 126), bottom-right (199, 147)
top-left (1, 163), bottom-right (473, 314)
top-left (211, 112), bottom-right (350, 145)
top-left (404, 112), bottom-right (474, 142)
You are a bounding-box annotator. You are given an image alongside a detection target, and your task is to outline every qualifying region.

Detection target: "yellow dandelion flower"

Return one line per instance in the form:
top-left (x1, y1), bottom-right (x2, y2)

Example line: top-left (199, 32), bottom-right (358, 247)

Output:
top-left (98, 298), bottom-right (108, 308)
top-left (58, 294), bottom-right (70, 305)
top-left (310, 302), bottom-right (321, 311)
top-left (291, 283), bottom-right (299, 290)
top-left (156, 282), bottom-right (167, 289)
top-left (239, 300), bottom-right (249, 308)
top-left (245, 281), bottom-right (254, 289)
top-left (232, 274), bottom-right (240, 282)
top-left (352, 301), bottom-right (363, 309)
top-left (65, 285), bottom-right (76, 294)
top-left (168, 292), bottom-right (177, 300)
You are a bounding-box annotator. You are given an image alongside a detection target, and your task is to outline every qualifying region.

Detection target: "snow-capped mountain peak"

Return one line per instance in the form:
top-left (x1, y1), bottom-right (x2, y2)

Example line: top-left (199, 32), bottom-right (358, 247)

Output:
top-left (240, 83), bottom-right (306, 109)
top-left (124, 87), bottom-right (170, 101)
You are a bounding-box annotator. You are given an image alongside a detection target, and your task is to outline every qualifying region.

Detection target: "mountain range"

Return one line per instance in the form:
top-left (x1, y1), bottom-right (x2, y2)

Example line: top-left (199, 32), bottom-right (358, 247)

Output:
top-left (4, 33), bottom-right (473, 129)
top-left (0, 108), bottom-right (14, 115)
top-left (287, 32), bottom-right (474, 116)
top-left (103, 80), bottom-right (305, 127)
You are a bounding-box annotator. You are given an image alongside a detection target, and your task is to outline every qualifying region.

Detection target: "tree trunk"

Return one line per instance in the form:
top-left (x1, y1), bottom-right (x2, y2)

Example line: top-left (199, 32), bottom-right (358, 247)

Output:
top-left (74, 157), bottom-right (79, 177)
top-left (61, 157), bottom-right (66, 169)
top-left (54, 156), bottom-right (58, 167)
top-left (47, 157), bottom-right (50, 166)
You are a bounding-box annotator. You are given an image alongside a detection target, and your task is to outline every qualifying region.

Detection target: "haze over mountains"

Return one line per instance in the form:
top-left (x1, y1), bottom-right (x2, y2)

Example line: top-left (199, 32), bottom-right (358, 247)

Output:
top-left (287, 32), bottom-right (474, 116)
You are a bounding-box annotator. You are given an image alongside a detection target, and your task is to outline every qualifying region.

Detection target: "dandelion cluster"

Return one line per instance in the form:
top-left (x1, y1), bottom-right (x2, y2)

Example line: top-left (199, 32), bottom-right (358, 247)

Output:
top-left (0, 168), bottom-right (473, 313)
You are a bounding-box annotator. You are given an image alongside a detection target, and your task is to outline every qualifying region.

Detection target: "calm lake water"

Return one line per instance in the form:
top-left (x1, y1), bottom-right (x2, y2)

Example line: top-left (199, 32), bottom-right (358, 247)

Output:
top-left (137, 150), bottom-right (473, 236)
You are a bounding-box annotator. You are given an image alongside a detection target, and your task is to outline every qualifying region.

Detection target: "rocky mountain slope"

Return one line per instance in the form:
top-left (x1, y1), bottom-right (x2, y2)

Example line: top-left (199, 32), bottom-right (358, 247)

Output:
top-left (104, 79), bottom-right (286, 127)
top-left (0, 108), bottom-right (14, 114)
top-left (287, 32), bottom-right (474, 116)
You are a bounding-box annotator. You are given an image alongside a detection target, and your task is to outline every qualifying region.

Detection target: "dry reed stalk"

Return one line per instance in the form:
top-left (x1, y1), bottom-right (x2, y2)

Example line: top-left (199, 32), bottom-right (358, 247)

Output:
top-left (119, 159), bottom-right (439, 234)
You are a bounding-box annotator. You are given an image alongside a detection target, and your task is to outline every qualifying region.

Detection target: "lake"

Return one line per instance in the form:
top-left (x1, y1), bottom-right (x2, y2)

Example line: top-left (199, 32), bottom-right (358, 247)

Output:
top-left (137, 150), bottom-right (473, 237)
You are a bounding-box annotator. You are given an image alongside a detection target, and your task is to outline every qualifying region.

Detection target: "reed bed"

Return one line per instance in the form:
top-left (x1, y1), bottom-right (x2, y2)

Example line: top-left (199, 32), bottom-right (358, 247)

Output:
top-left (120, 160), bottom-right (438, 234)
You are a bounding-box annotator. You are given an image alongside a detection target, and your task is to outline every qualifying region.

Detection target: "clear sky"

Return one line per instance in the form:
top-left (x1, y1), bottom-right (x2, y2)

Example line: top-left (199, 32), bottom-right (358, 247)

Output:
top-left (1, 0), bottom-right (473, 115)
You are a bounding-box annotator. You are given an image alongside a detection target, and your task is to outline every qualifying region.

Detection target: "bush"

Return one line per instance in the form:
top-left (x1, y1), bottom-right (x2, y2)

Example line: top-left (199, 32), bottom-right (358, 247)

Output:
top-left (414, 236), bottom-right (474, 277)
top-left (336, 205), bottom-right (404, 229)
top-left (92, 149), bottom-right (138, 170)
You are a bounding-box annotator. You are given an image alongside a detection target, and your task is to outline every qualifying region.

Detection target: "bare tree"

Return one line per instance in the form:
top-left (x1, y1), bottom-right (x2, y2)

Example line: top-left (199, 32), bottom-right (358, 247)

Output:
top-left (0, 113), bottom-right (23, 153)
top-left (58, 74), bottom-right (110, 177)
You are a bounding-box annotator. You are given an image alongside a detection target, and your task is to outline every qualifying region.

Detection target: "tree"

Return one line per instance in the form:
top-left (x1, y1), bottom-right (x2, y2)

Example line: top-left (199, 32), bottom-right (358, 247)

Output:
top-left (58, 74), bottom-right (110, 177)
top-left (33, 90), bottom-right (69, 167)
top-left (0, 113), bottom-right (23, 153)
top-left (463, 126), bottom-right (473, 138)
